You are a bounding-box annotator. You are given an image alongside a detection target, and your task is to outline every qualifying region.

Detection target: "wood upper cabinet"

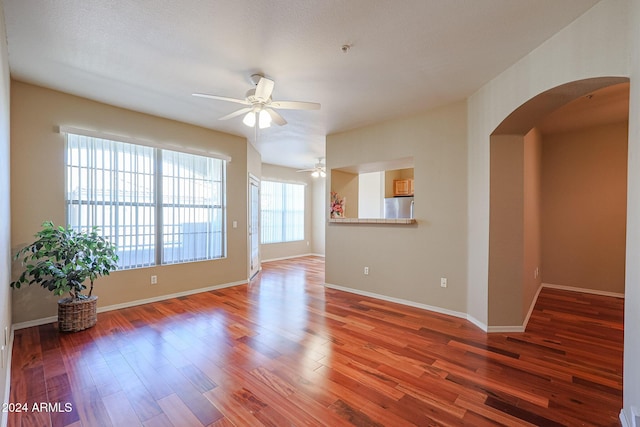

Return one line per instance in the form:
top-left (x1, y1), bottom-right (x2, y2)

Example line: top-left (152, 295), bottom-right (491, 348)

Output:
top-left (393, 179), bottom-right (414, 196)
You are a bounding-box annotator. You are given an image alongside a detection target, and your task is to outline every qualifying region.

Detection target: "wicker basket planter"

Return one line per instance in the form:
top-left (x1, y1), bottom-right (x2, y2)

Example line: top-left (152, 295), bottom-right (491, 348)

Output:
top-left (58, 296), bottom-right (98, 332)
top-left (11, 222), bottom-right (118, 334)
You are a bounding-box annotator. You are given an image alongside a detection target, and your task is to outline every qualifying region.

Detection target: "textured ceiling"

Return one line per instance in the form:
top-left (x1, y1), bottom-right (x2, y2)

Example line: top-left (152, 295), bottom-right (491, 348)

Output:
top-left (2, 0), bottom-right (601, 170)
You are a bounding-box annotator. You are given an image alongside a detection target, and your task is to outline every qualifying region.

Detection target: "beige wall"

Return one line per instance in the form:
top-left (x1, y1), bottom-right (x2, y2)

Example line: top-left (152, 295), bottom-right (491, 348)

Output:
top-left (523, 128), bottom-right (542, 317)
top-left (488, 135), bottom-right (524, 326)
top-left (311, 177), bottom-right (326, 255)
top-left (467, 0), bottom-right (629, 328)
top-left (541, 122), bottom-right (627, 293)
top-left (260, 163), bottom-right (314, 261)
top-left (330, 170), bottom-right (358, 218)
top-left (467, 0), bottom-right (640, 416)
top-left (0, 7), bottom-right (11, 419)
top-left (326, 100), bottom-right (467, 313)
top-left (488, 129), bottom-right (543, 327)
top-left (10, 81), bottom-right (249, 324)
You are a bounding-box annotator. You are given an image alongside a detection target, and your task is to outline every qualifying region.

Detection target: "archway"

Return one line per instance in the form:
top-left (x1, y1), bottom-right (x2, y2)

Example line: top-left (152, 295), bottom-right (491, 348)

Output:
top-left (488, 76), bottom-right (629, 329)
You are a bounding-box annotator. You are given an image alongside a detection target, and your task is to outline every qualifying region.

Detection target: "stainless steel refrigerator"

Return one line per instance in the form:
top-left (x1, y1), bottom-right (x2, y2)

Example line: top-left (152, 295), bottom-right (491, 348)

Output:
top-left (384, 197), bottom-right (414, 219)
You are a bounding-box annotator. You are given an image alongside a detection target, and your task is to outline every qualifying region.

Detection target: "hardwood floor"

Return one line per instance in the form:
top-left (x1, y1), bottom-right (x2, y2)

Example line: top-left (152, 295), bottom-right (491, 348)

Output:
top-left (9, 256), bottom-right (623, 426)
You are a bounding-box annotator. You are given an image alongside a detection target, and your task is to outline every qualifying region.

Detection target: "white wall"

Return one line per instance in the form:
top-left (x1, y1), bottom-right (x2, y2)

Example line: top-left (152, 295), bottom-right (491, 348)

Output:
top-left (0, 5), bottom-right (11, 422)
top-left (358, 171), bottom-right (384, 218)
top-left (623, 0), bottom-right (640, 423)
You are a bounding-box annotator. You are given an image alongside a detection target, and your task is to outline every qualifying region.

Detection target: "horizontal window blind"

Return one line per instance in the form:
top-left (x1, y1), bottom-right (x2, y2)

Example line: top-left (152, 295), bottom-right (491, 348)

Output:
top-left (261, 180), bottom-right (304, 244)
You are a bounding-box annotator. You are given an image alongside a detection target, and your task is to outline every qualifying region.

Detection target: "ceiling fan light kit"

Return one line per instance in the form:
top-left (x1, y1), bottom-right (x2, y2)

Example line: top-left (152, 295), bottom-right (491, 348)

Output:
top-left (193, 73), bottom-right (320, 129)
top-left (298, 157), bottom-right (326, 178)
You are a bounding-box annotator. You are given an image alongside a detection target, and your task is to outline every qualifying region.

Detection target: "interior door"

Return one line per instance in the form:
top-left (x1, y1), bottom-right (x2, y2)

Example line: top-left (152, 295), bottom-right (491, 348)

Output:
top-left (249, 176), bottom-right (260, 279)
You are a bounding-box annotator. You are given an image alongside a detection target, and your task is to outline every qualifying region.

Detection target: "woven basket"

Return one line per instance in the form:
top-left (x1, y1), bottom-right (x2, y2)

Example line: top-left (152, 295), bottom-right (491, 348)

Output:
top-left (57, 296), bottom-right (98, 332)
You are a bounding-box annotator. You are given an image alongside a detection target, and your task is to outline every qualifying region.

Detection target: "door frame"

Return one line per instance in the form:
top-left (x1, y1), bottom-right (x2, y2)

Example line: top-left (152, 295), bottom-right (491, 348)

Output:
top-left (248, 174), bottom-right (261, 280)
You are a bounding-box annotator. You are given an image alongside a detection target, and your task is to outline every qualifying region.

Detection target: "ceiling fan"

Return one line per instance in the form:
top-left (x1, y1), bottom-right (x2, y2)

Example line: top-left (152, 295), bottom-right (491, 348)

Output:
top-left (297, 158), bottom-right (326, 177)
top-left (193, 73), bottom-right (320, 128)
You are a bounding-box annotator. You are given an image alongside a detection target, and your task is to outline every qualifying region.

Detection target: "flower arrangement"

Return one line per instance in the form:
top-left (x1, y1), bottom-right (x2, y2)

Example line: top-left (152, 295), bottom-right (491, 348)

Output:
top-left (330, 191), bottom-right (345, 218)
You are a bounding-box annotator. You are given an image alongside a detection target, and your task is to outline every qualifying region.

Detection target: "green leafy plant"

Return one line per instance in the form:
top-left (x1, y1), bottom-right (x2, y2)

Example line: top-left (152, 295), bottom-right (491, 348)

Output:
top-left (10, 221), bottom-right (119, 299)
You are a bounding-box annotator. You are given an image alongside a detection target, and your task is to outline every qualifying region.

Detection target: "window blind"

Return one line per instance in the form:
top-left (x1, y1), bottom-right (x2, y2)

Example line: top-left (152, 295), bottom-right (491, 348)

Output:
top-left (65, 132), bottom-right (226, 269)
top-left (260, 180), bottom-right (304, 244)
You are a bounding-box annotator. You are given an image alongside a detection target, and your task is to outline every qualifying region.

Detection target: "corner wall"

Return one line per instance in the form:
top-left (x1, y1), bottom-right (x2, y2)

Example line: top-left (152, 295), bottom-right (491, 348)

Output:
top-left (10, 81), bottom-right (249, 324)
top-left (0, 5), bottom-right (12, 420)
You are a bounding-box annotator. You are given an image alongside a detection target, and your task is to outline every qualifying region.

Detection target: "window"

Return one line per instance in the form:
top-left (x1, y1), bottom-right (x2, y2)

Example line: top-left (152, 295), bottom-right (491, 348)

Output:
top-left (260, 181), bottom-right (304, 244)
top-left (65, 132), bottom-right (225, 269)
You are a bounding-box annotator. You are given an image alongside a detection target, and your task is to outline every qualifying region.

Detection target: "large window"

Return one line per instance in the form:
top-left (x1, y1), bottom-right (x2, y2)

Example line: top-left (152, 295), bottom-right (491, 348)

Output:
top-left (261, 181), bottom-right (305, 244)
top-left (65, 131), bottom-right (226, 269)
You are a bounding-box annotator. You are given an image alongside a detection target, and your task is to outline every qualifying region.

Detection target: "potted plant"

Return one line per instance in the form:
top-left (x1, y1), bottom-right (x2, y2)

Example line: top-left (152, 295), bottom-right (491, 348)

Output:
top-left (10, 221), bottom-right (118, 332)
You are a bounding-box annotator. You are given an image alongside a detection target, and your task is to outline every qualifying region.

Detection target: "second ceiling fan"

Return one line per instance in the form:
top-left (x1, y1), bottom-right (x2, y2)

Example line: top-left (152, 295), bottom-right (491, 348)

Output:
top-left (193, 74), bottom-right (320, 128)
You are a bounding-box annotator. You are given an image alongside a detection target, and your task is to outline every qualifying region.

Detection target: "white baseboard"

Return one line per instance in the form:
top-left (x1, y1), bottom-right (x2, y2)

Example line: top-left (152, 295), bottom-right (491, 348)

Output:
top-left (324, 282), bottom-right (476, 327)
top-left (619, 407), bottom-right (639, 427)
top-left (262, 253), bottom-right (324, 263)
top-left (520, 283), bottom-right (545, 331)
top-left (12, 279), bottom-right (246, 331)
top-left (466, 315), bottom-right (488, 332)
top-left (620, 409), bottom-right (631, 427)
top-left (542, 282), bottom-right (625, 298)
top-left (2, 328), bottom-right (14, 427)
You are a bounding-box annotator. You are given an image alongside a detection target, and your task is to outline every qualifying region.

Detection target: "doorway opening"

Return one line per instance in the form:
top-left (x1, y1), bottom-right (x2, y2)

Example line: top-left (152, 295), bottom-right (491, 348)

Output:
top-left (488, 77), bottom-right (629, 329)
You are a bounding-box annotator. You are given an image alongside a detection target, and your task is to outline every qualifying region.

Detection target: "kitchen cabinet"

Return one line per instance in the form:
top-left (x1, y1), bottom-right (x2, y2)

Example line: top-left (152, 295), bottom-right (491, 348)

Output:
top-left (393, 179), bottom-right (414, 196)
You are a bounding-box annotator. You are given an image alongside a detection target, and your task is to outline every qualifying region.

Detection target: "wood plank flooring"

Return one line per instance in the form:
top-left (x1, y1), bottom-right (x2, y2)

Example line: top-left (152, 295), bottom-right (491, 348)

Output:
top-left (9, 256), bottom-right (623, 426)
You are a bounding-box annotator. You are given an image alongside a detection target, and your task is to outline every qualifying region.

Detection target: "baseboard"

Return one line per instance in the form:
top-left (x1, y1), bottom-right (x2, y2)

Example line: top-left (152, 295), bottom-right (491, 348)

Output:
top-left (262, 253), bottom-right (323, 263)
top-left (487, 325), bottom-right (526, 333)
top-left (12, 279), bottom-right (246, 330)
top-left (2, 328), bottom-right (14, 427)
top-left (542, 282), bottom-right (625, 299)
top-left (466, 315), bottom-right (488, 332)
top-left (619, 409), bottom-right (630, 427)
top-left (522, 283), bottom-right (544, 330)
top-left (324, 282), bottom-right (474, 326)
top-left (619, 407), bottom-right (638, 427)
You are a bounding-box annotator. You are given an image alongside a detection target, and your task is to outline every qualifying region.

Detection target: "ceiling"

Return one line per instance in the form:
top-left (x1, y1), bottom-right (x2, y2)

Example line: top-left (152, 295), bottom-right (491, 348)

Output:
top-left (537, 82), bottom-right (630, 135)
top-left (1, 0), bottom-right (601, 170)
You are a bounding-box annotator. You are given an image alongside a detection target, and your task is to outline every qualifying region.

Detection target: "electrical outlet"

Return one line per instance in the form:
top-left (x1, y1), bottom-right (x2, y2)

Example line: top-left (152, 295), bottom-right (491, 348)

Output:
top-left (364, 267), bottom-right (369, 275)
top-left (150, 275), bottom-right (158, 285)
top-left (441, 277), bottom-right (447, 288)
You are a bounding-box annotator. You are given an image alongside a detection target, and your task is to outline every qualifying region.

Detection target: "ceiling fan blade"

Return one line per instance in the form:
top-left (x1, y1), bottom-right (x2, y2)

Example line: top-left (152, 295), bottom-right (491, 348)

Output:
top-left (219, 107), bottom-right (253, 121)
top-left (192, 93), bottom-right (250, 105)
top-left (255, 77), bottom-right (275, 101)
top-left (267, 108), bottom-right (287, 126)
top-left (296, 168), bottom-right (316, 173)
top-left (270, 100), bottom-right (321, 110)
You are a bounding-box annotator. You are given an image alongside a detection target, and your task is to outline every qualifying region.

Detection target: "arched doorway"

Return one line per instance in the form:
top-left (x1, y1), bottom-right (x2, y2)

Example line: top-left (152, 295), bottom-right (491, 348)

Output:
top-left (488, 77), bottom-right (629, 329)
